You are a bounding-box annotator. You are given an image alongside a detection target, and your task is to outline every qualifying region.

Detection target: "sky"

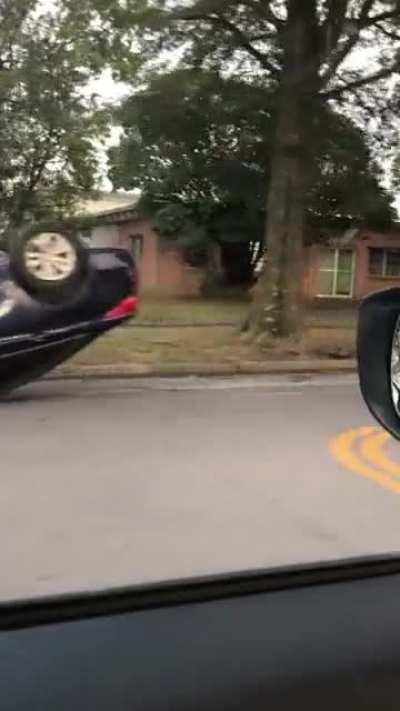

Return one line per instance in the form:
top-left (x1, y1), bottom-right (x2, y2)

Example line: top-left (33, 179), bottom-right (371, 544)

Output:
top-left (82, 73), bottom-right (130, 190)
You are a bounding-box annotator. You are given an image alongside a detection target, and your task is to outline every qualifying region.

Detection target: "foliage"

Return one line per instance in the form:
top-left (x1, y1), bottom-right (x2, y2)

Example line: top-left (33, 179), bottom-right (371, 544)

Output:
top-left (109, 68), bottom-right (394, 281)
top-left (0, 0), bottom-right (110, 235)
top-left (83, 0), bottom-right (400, 133)
top-left (308, 111), bottom-right (395, 233)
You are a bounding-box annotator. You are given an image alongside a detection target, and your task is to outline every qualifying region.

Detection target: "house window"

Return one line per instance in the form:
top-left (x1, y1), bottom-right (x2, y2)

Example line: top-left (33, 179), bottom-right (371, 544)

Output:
top-left (369, 248), bottom-right (400, 277)
top-left (318, 248), bottom-right (354, 298)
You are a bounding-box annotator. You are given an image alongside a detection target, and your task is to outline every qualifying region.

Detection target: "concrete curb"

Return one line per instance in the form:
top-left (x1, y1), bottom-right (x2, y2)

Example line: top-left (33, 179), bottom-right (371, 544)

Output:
top-left (126, 321), bottom-right (238, 328)
top-left (122, 321), bottom-right (355, 330)
top-left (46, 359), bottom-right (357, 381)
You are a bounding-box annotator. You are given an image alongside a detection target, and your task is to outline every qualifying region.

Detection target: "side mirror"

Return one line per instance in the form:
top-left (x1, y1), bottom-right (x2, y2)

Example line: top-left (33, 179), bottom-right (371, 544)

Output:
top-left (358, 288), bottom-right (400, 439)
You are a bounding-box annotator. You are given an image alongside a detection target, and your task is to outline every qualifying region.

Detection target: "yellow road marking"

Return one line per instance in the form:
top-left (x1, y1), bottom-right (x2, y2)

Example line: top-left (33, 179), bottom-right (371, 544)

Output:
top-left (360, 430), bottom-right (400, 478)
top-left (330, 426), bottom-right (400, 494)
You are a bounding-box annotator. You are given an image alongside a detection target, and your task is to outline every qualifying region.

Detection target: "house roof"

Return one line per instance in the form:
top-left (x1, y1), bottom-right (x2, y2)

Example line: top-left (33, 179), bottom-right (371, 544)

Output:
top-left (317, 225), bottom-right (397, 247)
top-left (327, 227), bottom-right (360, 247)
top-left (77, 192), bottom-right (140, 223)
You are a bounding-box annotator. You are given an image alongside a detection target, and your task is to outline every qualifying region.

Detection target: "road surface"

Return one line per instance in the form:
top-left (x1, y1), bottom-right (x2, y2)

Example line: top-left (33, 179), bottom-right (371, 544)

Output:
top-left (1, 373), bottom-right (399, 600)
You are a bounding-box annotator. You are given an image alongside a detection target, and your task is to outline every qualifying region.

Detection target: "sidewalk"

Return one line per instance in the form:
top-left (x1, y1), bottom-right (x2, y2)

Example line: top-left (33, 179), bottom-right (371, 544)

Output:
top-left (48, 358), bottom-right (357, 380)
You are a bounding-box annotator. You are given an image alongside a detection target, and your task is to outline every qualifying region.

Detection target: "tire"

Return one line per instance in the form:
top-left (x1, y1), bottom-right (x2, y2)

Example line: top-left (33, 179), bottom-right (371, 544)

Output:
top-left (9, 221), bottom-right (89, 305)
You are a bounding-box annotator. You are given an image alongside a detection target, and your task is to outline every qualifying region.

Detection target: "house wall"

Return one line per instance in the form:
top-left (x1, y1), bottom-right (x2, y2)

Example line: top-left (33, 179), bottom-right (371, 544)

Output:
top-left (304, 230), bottom-right (400, 301)
top-left (118, 218), bottom-right (159, 290)
top-left (302, 245), bottom-right (320, 301)
top-left (353, 229), bottom-right (400, 298)
top-left (90, 225), bottom-right (120, 248)
top-left (118, 219), bottom-right (202, 296)
top-left (83, 218), bottom-right (202, 296)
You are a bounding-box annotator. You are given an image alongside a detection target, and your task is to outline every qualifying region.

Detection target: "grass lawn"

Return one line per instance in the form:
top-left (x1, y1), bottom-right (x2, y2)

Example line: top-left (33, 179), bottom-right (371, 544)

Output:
top-left (71, 322), bottom-right (356, 368)
top-left (136, 297), bottom-right (249, 325)
top-left (136, 297), bottom-right (357, 329)
top-left (72, 326), bottom-right (260, 366)
top-left (68, 297), bottom-right (358, 367)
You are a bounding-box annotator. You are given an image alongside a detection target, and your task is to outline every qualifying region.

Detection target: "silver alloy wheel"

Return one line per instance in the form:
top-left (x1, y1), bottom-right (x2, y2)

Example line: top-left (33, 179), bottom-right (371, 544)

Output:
top-left (23, 232), bottom-right (77, 282)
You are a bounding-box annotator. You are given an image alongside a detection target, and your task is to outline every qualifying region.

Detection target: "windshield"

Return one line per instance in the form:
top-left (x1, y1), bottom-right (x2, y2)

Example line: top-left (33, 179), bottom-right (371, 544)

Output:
top-left (1, 0), bottom-right (400, 602)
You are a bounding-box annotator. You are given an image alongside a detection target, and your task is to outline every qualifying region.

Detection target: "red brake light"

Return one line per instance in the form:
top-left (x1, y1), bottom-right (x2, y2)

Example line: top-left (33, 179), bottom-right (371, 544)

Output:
top-left (104, 296), bottom-right (138, 320)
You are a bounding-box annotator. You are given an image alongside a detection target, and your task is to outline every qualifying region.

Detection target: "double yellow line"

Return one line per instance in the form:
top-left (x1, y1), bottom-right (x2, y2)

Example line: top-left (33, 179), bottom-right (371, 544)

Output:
top-left (330, 426), bottom-right (400, 494)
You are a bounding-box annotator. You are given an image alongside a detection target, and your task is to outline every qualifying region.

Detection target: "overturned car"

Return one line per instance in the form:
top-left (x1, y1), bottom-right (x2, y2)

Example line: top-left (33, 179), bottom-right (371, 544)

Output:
top-left (0, 221), bottom-right (137, 394)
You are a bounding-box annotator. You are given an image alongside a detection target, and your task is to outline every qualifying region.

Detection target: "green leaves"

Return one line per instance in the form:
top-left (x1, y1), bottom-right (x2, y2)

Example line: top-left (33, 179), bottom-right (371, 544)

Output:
top-left (109, 66), bottom-right (394, 249)
top-left (0, 0), bottom-right (108, 232)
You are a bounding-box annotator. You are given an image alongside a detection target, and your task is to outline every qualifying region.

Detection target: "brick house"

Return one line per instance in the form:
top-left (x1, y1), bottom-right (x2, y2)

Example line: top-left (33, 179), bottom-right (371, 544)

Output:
top-left (78, 193), bottom-right (202, 296)
top-left (79, 193), bottom-right (400, 301)
top-left (303, 227), bottom-right (400, 302)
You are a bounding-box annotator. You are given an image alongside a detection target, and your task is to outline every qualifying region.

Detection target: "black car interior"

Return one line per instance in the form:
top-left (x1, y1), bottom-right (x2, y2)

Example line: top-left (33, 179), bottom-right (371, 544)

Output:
top-left (2, 555), bottom-right (400, 710)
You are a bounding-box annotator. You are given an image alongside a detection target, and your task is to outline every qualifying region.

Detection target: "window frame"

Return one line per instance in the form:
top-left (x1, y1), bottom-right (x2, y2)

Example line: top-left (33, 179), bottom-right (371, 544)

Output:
top-left (369, 248), bottom-right (400, 279)
top-left (317, 247), bottom-right (355, 299)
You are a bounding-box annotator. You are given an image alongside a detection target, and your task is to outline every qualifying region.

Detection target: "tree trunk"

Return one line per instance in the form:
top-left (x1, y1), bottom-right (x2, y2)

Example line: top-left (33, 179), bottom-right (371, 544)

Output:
top-left (249, 0), bottom-right (319, 339)
top-left (251, 98), bottom-right (308, 338)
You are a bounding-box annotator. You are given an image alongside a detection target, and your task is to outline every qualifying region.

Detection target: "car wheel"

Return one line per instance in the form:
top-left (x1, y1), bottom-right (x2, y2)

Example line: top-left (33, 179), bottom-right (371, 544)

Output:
top-left (9, 221), bottom-right (89, 305)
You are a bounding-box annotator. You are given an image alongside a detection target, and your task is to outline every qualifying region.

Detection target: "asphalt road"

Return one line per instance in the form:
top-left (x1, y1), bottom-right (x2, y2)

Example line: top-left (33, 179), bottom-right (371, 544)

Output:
top-left (1, 373), bottom-right (400, 601)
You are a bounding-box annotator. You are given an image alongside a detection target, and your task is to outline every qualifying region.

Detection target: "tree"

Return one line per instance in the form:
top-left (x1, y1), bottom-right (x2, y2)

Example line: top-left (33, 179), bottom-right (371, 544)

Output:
top-left (0, 0), bottom-right (108, 236)
top-left (109, 70), bottom-right (270, 285)
top-left (97, 0), bottom-right (400, 338)
top-left (109, 68), bottom-right (394, 286)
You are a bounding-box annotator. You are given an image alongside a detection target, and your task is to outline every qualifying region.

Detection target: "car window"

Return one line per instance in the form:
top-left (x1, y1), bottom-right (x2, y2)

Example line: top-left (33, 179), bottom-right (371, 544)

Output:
top-left (1, 0), bottom-right (399, 602)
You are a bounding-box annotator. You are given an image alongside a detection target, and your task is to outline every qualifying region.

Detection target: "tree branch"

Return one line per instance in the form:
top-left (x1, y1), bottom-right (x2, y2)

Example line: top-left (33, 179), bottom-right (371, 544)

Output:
top-left (241, 0), bottom-right (284, 30)
top-left (321, 0), bottom-right (381, 86)
top-left (357, 0), bottom-right (379, 25)
top-left (322, 0), bottom-right (349, 56)
top-left (173, 10), bottom-right (279, 75)
top-left (322, 60), bottom-right (400, 98)
top-left (376, 21), bottom-right (400, 40)
top-left (362, 7), bottom-right (400, 27)
top-left (213, 14), bottom-right (278, 73)
top-left (321, 31), bottom-right (360, 85)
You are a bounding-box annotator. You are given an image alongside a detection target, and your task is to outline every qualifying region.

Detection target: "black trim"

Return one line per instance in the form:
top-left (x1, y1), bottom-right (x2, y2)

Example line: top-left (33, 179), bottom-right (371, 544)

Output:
top-left (357, 287), bottom-right (400, 438)
top-left (1, 555), bottom-right (400, 631)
